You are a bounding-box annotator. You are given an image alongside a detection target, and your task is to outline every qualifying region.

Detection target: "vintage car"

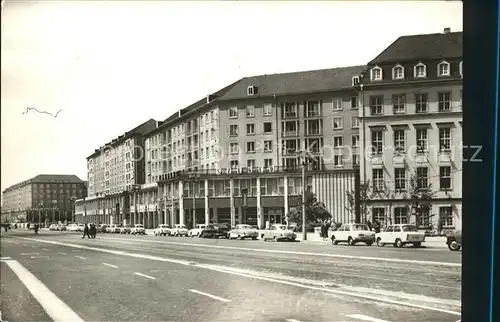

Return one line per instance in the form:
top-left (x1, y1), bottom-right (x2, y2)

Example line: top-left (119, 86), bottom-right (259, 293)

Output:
top-left (106, 224), bottom-right (122, 233)
top-left (153, 224), bottom-right (171, 236)
top-left (98, 224), bottom-right (108, 233)
top-left (170, 224), bottom-right (189, 237)
top-left (188, 224), bottom-right (210, 237)
top-left (67, 223), bottom-right (79, 232)
top-left (120, 225), bottom-right (132, 234)
top-left (375, 224), bottom-right (426, 248)
top-left (57, 224), bottom-right (67, 231)
top-left (77, 223), bottom-right (85, 232)
top-left (446, 230), bottom-right (462, 251)
top-left (260, 224), bottom-right (296, 242)
top-left (330, 223), bottom-right (375, 246)
top-left (49, 224), bottom-right (58, 231)
top-left (227, 224), bottom-right (259, 240)
top-left (131, 224), bottom-right (146, 235)
top-left (199, 224), bottom-right (230, 238)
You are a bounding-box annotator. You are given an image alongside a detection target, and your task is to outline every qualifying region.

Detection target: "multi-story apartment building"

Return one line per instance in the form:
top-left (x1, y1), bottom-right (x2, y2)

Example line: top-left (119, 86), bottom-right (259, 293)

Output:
top-left (358, 28), bottom-right (463, 231)
top-left (1, 174), bottom-right (87, 223)
top-left (77, 119), bottom-right (158, 224)
top-left (132, 67), bottom-right (365, 230)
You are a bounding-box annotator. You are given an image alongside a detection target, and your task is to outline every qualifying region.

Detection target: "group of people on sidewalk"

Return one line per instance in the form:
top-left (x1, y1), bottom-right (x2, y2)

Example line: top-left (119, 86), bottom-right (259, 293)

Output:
top-left (82, 223), bottom-right (97, 239)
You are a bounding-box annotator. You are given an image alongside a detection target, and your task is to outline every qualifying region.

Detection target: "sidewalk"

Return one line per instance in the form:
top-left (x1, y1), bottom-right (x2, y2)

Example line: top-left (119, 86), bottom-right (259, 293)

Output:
top-left (295, 233), bottom-right (448, 248)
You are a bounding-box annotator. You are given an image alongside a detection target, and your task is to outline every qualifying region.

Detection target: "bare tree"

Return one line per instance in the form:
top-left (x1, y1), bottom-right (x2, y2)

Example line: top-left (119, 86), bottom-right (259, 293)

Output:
top-left (402, 170), bottom-right (438, 231)
top-left (345, 179), bottom-right (372, 223)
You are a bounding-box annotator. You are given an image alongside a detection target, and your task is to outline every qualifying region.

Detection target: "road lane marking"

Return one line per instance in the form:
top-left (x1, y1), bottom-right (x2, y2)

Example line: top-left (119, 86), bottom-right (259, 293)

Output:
top-left (345, 314), bottom-right (389, 322)
top-left (0, 257), bottom-right (12, 260)
top-left (133, 272), bottom-right (156, 280)
top-left (102, 263), bottom-right (118, 268)
top-left (286, 319), bottom-right (302, 322)
top-left (21, 253), bottom-right (39, 256)
top-left (30, 256), bottom-right (49, 259)
top-left (189, 289), bottom-right (231, 302)
top-left (58, 252), bottom-right (67, 255)
top-left (100, 236), bottom-right (461, 267)
top-left (1, 259), bottom-right (83, 321)
top-left (19, 237), bottom-right (460, 316)
top-left (75, 256), bottom-right (86, 260)
top-left (42, 248), bottom-right (49, 251)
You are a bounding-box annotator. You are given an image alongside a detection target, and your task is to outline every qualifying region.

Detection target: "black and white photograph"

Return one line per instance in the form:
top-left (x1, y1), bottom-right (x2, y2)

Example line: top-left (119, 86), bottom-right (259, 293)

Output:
top-left (1, 1), bottom-right (463, 321)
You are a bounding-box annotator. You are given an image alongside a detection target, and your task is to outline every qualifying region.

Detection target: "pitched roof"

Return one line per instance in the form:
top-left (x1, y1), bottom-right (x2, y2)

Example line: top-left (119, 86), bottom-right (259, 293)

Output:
top-left (217, 66), bottom-right (366, 101)
top-left (368, 31), bottom-right (462, 65)
top-left (31, 174), bottom-right (84, 183)
top-left (144, 79), bottom-right (242, 137)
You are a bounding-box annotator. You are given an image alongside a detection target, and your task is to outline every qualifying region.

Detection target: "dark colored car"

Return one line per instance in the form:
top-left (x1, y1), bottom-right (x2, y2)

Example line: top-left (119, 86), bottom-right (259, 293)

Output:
top-left (200, 224), bottom-right (230, 238)
top-left (446, 230), bottom-right (462, 251)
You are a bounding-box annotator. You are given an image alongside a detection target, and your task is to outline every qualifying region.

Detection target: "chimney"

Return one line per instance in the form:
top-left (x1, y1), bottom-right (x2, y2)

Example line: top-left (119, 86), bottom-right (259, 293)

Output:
top-left (178, 110), bottom-right (181, 118)
top-left (443, 27), bottom-right (451, 34)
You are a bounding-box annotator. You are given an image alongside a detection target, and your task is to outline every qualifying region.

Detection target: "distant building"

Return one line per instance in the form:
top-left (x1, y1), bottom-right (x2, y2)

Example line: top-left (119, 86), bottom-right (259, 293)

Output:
top-left (1, 174), bottom-right (87, 223)
top-left (357, 28), bottom-right (462, 231)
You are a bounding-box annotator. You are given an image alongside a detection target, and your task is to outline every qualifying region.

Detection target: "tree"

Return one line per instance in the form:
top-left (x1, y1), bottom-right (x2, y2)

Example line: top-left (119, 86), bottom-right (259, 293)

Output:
top-left (345, 179), bottom-right (372, 223)
top-left (402, 170), bottom-right (438, 230)
top-left (288, 191), bottom-right (332, 229)
top-left (371, 184), bottom-right (397, 228)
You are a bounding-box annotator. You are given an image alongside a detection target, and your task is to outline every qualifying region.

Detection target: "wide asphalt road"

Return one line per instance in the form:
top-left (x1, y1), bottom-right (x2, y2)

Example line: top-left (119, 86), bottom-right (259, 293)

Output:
top-left (1, 229), bottom-right (461, 322)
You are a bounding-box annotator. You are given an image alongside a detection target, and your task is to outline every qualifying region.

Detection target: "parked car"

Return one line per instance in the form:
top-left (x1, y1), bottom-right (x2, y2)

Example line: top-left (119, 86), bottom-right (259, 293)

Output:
top-left (198, 224), bottom-right (229, 238)
top-left (170, 224), bottom-right (189, 237)
top-left (375, 224), bottom-right (426, 248)
top-left (99, 224), bottom-right (108, 233)
top-left (120, 225), bottom-right (132, 234)
top-left (153, 224), bottom-right (171, 236)
top-left (189, 224), bottom-right (210, 237)
top-left (446, 230), bottom-right (462, 251)
top-left (106, 224), bottom-right (121, 233)
top-left (77, 223), bottom-right (85, 232)
top-left (67, 223), bottom-right (79, 232)
top-left (131, 224), bottom-right (146, 235)
top-left (330, 223), bottom-right (375, 246)
top-left (49, 224), bottom-right (58, 231)
top-left (227, 224), bottom-right (259, 240)
top-left (260, 224), bottom-right (297, 242)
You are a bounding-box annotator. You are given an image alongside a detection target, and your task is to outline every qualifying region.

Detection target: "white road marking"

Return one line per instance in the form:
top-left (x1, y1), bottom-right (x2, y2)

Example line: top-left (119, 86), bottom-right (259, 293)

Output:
top-left (286, 319), bottom-right (302, 322)
top-left (346, 314), bottom-right (389, 322)
top-left (75, 256), bottom-right (86, 260)
top-left (0, 257), bottom-right (11, 260)
top-left (1, 259), bottom-right (83, 321)
top-left (133, 272), bottom-right (156, 280)
top-left (58, 252), bottom-right (67, 255)
top-left (189, 289), bottom-right (231, 302)
top-left (41, 248), bottom-right (49, 251)
top-left (19, 237), bottom-right (460, 316)
top-left (101, 236), bottom-right (461, 267)
top-left (30, 256), bottom-right (49, 259)
top-left (102, 263), bottom-right (118, 268)
top-left (21, 253), bottom-right (39, 256)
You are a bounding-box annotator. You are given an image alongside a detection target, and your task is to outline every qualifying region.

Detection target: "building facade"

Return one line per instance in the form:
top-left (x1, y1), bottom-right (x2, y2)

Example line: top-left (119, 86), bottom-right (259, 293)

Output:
top-left (77, 119), bottom-right (159, 224)
top-left (358, 28), bottom-right (463, 231)
top-left (133, 67), bottom-right (365, 229)
top-left (1, 174), bottom-right (87, 223)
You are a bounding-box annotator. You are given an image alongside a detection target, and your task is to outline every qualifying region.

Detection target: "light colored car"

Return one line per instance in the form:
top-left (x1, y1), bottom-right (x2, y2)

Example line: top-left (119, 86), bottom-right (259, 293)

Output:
top-left (260, 224), bottom-right (297, 242)
top-left (57, 224), bottom-right (67, 231)
top-left (189, 224), bottom-right (209, 237)
top-left (131, 224), bottom-right (146, 235)
top-left (106, 224), bottom-right (121, 233)
top-left (170, 224), bottom-right (188, 237)
top-left (99, 224), bottom-right (108, 233)
top-left (330, 223), bottom-right (375, 246)
top-left (49, 224), bottom-right (58, 231)
top-left (77, 223), bottom-right (85, 232)
top-left (375, 224), bottom-right (425, 248)
top-left (227, 224), bottom-right (259, 240)
top-left (154, 224), bottom-right (171, 236)
top-left (67, 224), bottom-right (79, 231)
top-left (120, 225), bottom-right (132, 234)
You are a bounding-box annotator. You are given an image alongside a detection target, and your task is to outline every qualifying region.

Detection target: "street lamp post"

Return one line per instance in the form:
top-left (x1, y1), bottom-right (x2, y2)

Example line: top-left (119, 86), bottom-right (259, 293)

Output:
top-left (301, 151), bottom-right (307, 241)
top-left (189, 172), bottom-right (199, 228)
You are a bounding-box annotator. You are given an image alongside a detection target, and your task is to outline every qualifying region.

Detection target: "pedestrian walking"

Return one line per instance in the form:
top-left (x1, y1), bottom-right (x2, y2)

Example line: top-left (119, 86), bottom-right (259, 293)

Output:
top-left (91, 223), bottom-right (97, 238)
top-left (34, 224), bottom-right (39, 235)
top-left (82, 224), bottom-right (90, 239)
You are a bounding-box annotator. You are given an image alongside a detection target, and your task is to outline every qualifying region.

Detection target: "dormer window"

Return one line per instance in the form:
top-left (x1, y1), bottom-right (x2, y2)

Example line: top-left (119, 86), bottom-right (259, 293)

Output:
top-left (392, 65), bottom-right (404, 80)
top-left (370, 66), bottom-right (382, 81)
top-left (414, 63), bottom-right (427, 78)
top-left (438, 61), bottom-right (450, 77)
top-left (247, 86), bottom-right (257, 96)
top-left (459, 61), bottom-right (463, 78)
top-left (351, 76), bottom-right (360, 87)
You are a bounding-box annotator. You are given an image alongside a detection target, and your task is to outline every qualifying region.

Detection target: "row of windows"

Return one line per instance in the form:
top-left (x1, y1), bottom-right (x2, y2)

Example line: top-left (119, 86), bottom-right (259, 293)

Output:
top-left (370, 61), bottom-right (463, 81)
top-left (371, 127), bottom-right (454, 154)
top-left (372, 206), bottom-right (455, 227)
top-left (369, 91), bottom-right (462, 115)
top-left (372, 165), bottom-right (452, 191)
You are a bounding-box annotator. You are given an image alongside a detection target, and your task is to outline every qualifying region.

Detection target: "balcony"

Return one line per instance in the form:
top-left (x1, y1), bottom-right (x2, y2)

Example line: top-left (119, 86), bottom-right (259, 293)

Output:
top-left (283, 112), bottom-right (298, 119)
top-left (282, 131), bottom-right (299, 137)
top-left (306, 129), bottom-right (322, 136)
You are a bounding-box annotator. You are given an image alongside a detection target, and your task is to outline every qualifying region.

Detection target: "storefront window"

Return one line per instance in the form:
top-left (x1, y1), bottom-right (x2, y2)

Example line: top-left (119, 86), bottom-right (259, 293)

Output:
top-left (278, 178), bottom-right (285, 195)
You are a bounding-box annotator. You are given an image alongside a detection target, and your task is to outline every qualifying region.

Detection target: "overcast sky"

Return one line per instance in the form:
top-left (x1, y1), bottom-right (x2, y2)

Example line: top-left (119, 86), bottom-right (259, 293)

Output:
top-left (1, 1), bottom-right (462, 193)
